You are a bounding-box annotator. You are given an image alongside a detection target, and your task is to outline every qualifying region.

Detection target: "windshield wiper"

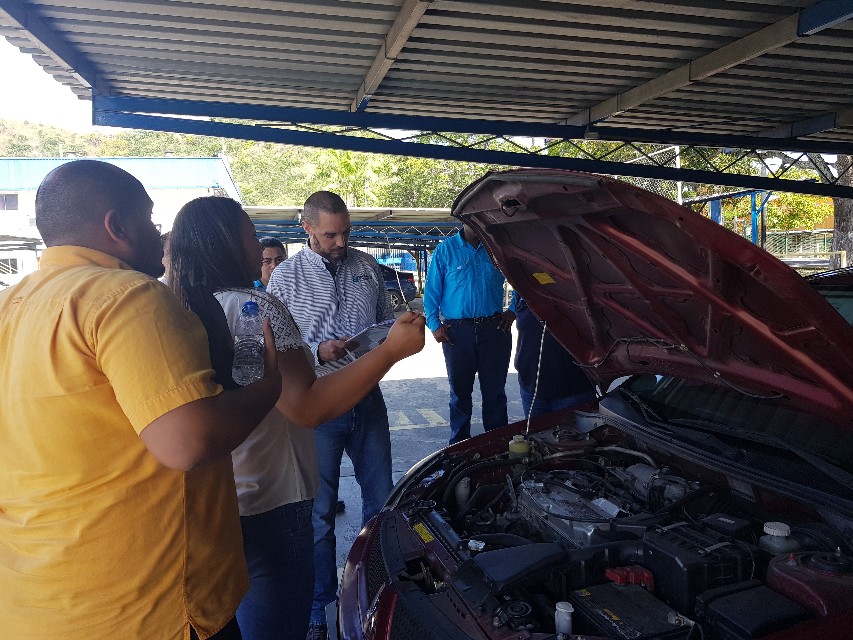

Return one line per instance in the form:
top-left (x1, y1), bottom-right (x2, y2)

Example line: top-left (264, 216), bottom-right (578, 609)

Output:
top-left (669, 417), bottom-right (853, 492)
top-left (617, 389), bottom-right (745, 460)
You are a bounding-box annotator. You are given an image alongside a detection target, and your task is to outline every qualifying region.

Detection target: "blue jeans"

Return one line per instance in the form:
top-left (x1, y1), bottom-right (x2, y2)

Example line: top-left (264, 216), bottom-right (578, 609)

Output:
top-left (519, 385), bottom-right (596, 419)
top-left (237, 500), bottom-right (315, 640)
top-left (442, 319), bottom-right (512, 444)
top-left (310, 386), bottom-right (392, 624)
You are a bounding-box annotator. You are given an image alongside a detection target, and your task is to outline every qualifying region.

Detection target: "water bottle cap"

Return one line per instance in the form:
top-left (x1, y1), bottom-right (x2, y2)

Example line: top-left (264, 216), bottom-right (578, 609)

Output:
top-left (555, 602), bottom-right (574, 614)
top-left (241, 301), bottom-right (260, 315)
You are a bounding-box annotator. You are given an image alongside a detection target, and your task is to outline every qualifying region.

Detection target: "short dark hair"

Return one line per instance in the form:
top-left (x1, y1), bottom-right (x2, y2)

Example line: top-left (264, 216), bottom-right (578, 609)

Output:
top-left (35, 159), bottom-right (150, 245)
top-left (167, 197), bottom-right (255, 308)
top-left (259, 236), bottom-right (285, 251)
top-left (302, 191), bottom-right (348, 226)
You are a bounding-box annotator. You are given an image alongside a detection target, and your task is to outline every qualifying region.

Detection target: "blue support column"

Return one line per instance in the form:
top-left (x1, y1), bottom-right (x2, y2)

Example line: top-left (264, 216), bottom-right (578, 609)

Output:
top-left (750, 193), bottom-right (759, 244)
top-left (710, 199), bottom-right (723, 224)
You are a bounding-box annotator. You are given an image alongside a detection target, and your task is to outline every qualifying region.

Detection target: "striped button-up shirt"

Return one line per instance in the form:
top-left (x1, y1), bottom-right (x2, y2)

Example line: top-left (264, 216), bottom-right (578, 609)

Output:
top-left (267, 245), bottom-right (393, 375)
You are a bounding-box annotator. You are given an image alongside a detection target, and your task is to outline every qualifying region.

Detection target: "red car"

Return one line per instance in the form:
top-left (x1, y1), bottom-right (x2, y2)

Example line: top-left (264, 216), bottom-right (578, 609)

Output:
top-left (336, 170), bottom-right (853, 640)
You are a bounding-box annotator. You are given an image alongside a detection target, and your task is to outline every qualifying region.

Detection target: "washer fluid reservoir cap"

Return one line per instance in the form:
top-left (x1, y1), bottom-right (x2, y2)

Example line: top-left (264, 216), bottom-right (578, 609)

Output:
top-left (764, 521), bottom-right (791, 537)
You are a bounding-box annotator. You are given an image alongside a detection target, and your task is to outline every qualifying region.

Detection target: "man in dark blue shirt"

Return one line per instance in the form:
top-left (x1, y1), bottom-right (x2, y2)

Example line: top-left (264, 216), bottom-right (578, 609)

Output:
top-left (513, 293), bottom-right (596, 418)
top-left (424, 223), bottom-right (516, 444)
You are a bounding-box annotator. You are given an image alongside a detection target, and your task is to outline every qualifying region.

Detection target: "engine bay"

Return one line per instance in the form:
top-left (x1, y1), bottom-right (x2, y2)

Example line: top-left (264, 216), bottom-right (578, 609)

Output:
top-left (390, 419), bottom-right (853, 640)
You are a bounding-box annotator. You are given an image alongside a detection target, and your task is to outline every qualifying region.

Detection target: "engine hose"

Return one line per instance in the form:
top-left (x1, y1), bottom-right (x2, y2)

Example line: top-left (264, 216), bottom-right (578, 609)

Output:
top-left (440, 456), bottom-right (515, 511)
top-left (425, 456), bottom-right (474, 502)
top-left (621, 485), bottom-right (715, 523)
top-left (456, 485), bottom-right (508, 526)
top-left (595, 446), bottom-right (656, 467)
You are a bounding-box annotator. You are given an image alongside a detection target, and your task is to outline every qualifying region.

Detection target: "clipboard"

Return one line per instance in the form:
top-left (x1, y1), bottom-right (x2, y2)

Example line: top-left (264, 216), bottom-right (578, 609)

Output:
top-left (342, 319), bottom-right (396, 361)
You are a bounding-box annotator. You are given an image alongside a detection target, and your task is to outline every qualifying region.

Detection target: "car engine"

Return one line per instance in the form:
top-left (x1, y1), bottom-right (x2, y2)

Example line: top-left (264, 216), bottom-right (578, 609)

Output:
top-left (394, 422), bottom-right (853, 640)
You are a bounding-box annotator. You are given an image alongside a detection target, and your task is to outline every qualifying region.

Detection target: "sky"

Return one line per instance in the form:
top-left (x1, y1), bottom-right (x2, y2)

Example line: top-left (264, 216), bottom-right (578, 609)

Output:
top-left (1, 36), bottom-right (99, 132)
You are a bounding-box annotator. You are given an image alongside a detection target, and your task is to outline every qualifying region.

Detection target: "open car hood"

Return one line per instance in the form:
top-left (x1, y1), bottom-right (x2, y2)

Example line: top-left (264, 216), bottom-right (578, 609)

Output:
top-left (453, 169), bottom-right (853, 427)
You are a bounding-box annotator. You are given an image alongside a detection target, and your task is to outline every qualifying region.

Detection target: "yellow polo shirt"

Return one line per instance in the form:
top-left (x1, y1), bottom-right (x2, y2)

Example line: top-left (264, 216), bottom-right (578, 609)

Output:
top-left (0, 246), bottom-right (248, 640)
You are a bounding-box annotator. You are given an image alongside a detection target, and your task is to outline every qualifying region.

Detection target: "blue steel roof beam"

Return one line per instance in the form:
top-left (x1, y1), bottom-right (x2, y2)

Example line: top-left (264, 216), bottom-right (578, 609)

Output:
top-left (91, 110), bottom-right (853, 199)
top-left (93, 94), bottom-right (591, 139)
top-left (250, 220), bottom-right (459, 230)
top-left (92, 94), bottom-right (853, 156)
top-left (350, 0), bottom-right (433, 113)
top-left (253, 228), bottom-right (444, 251)
top-left (562, 0), bottom-right (853, 129)
top-left (252, 226), bottom-right (452, 244)
top-left (797, 0), bottom-right (853, 35)
top-left (0, 0), bottom-right (110, 97)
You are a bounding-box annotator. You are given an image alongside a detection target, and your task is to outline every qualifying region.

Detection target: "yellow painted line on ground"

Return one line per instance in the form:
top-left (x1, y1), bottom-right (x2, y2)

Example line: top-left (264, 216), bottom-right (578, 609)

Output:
top-left (416, 409), bottom-right (447, 426)
top-left (389, 422), bottom-right (438, 432)
top-left (388, 408), bottom-right (448, 431)
top-left (388, 410), bottom-right (412, 427)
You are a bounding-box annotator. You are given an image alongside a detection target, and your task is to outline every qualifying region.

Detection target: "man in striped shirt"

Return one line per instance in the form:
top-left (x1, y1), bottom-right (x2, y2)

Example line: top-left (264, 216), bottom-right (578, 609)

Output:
top-left (266, 191), bottom-right (394, 639)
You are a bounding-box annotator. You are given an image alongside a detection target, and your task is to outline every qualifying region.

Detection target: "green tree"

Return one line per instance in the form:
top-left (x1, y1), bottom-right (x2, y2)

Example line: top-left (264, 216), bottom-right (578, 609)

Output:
top-left (231, 142), bottom-right (321, 206)
top-left (312, 148), bottom-right (382, 207)
top-left (810, 154), bottom-right (853, 269)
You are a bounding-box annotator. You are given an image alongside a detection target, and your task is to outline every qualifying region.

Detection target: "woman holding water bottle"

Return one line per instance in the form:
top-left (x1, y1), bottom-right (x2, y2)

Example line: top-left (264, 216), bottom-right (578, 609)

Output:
top-left (167, 197), bottom-right (425, 640)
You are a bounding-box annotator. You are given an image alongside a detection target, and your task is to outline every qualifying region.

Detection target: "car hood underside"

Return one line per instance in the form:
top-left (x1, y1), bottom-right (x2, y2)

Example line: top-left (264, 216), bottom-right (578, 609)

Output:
top-left (452, 169), bottom-right (853, 428)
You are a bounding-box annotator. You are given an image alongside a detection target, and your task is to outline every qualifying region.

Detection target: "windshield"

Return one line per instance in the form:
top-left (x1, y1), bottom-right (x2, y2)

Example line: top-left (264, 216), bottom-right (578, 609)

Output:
top-left (808, 268), bottom-right (853, 324)
top-left (621, 375), bottom-right (853, 476)
top-left (813, 287), bottom-right (853, 325)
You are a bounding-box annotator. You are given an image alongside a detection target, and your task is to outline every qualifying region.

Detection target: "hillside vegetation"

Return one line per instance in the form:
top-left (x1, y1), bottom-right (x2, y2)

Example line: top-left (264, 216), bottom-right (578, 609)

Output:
top-left (0, 118), bottom-right (496, 208)
top-left (0, 118), bottom-right (835, 233)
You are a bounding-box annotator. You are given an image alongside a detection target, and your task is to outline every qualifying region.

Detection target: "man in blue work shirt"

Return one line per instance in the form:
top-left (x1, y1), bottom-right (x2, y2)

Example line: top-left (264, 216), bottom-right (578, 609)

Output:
top-left (424, 222), bottom-right (516, 444)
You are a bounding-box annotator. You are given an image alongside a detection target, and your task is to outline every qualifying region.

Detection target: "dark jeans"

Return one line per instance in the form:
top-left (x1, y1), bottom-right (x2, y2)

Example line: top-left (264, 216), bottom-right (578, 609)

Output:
top-left (442, 319), bottom-right (512, 444)
top-left (191, 618), bottom-right (242, 640)
top-left (519, 385), bottom-right (597, 419)
top-left (310, 386), bottom-right (392, 625)
top-left (236, 500), bottom-right (315, 640)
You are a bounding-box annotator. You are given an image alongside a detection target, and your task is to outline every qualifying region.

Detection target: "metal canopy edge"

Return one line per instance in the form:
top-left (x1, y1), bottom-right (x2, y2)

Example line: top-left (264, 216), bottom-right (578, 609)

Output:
top-left (93, 108), bottom-right (853, 199)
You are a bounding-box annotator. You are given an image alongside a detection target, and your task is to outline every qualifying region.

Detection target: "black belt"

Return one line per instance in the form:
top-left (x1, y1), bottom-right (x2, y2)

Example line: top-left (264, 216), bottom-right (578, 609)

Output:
top-left (447, 314), bottom-right (501, 325)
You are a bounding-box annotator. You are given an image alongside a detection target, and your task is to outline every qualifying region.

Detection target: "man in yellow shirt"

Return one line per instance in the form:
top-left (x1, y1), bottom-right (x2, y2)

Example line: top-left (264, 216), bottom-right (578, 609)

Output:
top-left (0, 160), bottom-right (281, 640)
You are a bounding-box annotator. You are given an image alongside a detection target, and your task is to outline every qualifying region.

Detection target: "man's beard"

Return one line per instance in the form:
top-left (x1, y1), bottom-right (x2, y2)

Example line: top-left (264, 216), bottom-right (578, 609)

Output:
top-left (310, 236), bottom-right (347, 265)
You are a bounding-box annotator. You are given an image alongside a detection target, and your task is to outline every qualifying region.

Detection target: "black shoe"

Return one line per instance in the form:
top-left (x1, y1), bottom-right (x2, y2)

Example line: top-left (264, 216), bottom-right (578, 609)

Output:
top-left (306, 623), bottom-right (327, 640)
top-left (336, 499), bottom-right (345, 514)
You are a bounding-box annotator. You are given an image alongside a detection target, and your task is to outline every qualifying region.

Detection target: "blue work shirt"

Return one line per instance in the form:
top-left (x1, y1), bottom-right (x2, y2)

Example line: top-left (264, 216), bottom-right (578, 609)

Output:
top-left (423, 231), bottom-right (514, 332)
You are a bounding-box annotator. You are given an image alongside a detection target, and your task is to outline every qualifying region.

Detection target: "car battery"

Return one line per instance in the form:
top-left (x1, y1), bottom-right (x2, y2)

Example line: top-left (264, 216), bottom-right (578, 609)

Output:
top-left (569, 583), bottom-right (692, 640)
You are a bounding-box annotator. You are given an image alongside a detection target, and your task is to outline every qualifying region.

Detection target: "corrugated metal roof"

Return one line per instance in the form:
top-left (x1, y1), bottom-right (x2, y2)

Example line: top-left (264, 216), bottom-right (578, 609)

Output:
top-left (1, 1), bottom-right (851, 145)
top-left (0, 157), bottom-right (242, 200)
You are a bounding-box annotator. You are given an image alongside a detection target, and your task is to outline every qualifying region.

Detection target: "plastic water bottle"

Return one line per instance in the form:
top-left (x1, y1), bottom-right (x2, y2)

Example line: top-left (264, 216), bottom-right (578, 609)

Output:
top-left (232, 300), bottom-right (264, 386)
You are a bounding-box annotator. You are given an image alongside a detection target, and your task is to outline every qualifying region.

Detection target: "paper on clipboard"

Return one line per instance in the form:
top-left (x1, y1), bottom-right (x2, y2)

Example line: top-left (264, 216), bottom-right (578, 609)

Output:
top-left (342, 319), bottom-right (396, 361)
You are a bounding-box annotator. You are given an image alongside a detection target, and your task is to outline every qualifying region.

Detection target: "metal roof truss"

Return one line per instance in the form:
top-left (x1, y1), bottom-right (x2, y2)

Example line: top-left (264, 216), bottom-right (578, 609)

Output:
top-left (92, 95), bottom-right (853, 199)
